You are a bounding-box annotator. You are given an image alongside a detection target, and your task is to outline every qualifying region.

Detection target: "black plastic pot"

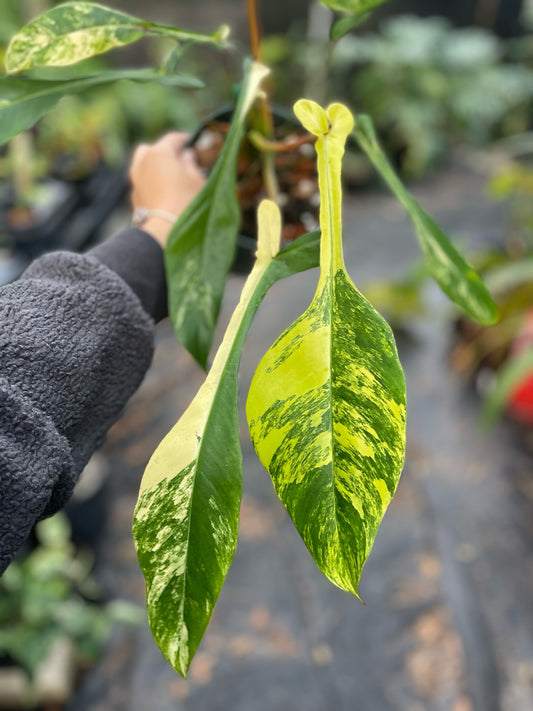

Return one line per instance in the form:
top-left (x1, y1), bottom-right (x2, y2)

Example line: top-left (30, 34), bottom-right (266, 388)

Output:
top-left (189, 105), bottom-right (256, 274)
top-left (58, 163), bottom-right (129, 253)
top-left (0, 163), bottom-right (129, 274)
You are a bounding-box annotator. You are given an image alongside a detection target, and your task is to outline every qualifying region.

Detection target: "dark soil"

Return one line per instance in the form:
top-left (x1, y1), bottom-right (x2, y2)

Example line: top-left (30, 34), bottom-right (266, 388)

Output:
top-left (191, 116), bottom-right (319, 244)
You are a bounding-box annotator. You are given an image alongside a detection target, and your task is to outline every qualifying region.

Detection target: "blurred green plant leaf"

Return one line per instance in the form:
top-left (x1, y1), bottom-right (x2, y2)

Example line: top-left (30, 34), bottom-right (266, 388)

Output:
top-left (484, 257), bottom-right (533, 294)
top-left (0, 69), bottom-right (203, 146)
top-left (247, 101), bottom-right (406, 597)
top-left (329, 0), bottom-right (391, 39)
top-left (482, 348), bottom-right (533, 425)
top-left (331, 13), bottom-right (372, 40)
top-left (0, 512), bottom-right (139, 676)
top-left (352, 113), bottom-right (499, 325)
top-left (362, 262), bottom-right (429, 326)
top-left (134, 206), bottom-right (319, 677)
top-left (165, 61), bottom-right (269, 369)
top-left (320, 0), bottom-right (390, 14)
top-left (5, 1), bottom-right (229, 74)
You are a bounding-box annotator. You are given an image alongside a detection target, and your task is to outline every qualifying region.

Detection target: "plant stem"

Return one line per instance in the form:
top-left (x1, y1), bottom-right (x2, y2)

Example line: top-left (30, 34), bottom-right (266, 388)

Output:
top-left (247, 0), bottom-right (261, 62)
top-left (245, 0), bottom-right (279, 202)
top-left (249, 130), bottom-right (315, 153)
top-left (10, 133), bottom-right (34, 202)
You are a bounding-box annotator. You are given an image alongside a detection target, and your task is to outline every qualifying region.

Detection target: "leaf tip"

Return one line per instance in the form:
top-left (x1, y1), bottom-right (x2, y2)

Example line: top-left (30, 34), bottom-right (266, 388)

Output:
top-left (256, 199), bottom-right (281, 262)
top-left (326, 102), bottom-right (354, 141)
top-left (216, 24), bottom-right (231, 44)
top-left (294, 99), bottom-right (329, 137)
top-left (294, 99), bottom-right (354, 144)
top-left (482, 302), bottom-right (500, 326)
top-left (465, 293), bottom-right (499, 326)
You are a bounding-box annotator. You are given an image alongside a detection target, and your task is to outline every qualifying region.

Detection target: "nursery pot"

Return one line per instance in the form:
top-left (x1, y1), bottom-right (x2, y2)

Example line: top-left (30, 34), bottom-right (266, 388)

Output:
top-left (0, 639), bottom-right (76, 710)
top-left (57, 162), bottom-right (129, 253)
top-left (189, 105), bottom-right (319, 274)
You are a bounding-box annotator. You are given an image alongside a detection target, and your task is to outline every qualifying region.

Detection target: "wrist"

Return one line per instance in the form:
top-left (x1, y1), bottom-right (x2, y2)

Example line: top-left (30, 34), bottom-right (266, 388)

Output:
top-left (140, 216), bottom-right (173, 248)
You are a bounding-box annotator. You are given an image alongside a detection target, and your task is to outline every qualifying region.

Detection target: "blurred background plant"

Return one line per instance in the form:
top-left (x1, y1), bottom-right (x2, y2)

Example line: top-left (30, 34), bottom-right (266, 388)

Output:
top-left (0, 513), bottom-right (142, 678)
top-left (3, 1), bottom-right (533, 207)
top-left (331, 16), bottom-right (533, 178)
top-left (2, 0), bottom-right (533, 707)
top-left (450, 146), bottom-right (533, 424)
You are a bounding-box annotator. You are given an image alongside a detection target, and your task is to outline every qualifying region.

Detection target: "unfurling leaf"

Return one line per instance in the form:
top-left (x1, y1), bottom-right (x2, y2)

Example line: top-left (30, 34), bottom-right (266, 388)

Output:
top-left (0, 70), bottom-right (202, 146)
top-left (247, 101), bottom-right (406, 597)
top-left (6, 1), bottom-right (229, 74)
top-left (165, 60), bottom-right (269, 369)
top-left (352, 114), bottom-right (499, 325)
top-left (133, 205), bottom-right (320, 677)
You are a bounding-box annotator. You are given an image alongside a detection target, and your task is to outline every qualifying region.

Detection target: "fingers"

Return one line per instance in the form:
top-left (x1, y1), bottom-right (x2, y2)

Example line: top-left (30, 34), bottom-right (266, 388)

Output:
top-left (154, 131), bottom-right (191, 154)
top-left (128, 129), bottom-right (206, 248)
top-left (131, 132), bottom-right (191, 165)
top-left (180, 147), bottom-right (206, 179)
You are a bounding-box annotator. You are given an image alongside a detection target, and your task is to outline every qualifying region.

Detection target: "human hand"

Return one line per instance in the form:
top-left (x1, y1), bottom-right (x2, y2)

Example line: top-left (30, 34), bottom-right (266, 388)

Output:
top-left (129, 132), bottom-right (206, 248)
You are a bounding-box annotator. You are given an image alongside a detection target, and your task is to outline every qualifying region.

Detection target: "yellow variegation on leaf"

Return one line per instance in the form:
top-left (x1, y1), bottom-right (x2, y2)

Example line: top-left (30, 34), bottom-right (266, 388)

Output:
top-left (6, 1), bottom-right (228, 74)
top-left (247, 101), bottom-right (406, 596)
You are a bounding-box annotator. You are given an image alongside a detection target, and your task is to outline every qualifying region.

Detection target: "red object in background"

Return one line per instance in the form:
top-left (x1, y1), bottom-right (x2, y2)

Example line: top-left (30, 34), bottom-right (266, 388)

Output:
top-left (508, 310), bottom-right (533, 425)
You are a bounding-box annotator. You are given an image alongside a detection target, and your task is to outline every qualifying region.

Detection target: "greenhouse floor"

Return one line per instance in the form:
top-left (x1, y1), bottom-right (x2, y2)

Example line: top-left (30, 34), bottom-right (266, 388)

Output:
top-left (68, 153), bottom-right (533, 711)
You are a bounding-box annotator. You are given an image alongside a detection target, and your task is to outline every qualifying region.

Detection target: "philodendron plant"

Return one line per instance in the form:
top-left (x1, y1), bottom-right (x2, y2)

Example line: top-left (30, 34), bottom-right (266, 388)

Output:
top-left (2, 0), bottom-right (499, 677)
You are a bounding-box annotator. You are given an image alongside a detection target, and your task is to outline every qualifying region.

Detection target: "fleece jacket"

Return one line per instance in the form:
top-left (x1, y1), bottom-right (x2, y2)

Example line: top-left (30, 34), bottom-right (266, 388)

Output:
top-left (0, 227), bottom-right (166, 573)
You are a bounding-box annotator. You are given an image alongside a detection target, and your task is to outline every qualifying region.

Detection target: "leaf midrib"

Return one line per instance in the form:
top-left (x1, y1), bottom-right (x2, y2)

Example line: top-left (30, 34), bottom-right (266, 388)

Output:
top-left (322, 132), bottom-right (341, 546)
top-left (176, 259), bottom-right (272, 664)
top-left (1, 70), bottom-right (196, 108)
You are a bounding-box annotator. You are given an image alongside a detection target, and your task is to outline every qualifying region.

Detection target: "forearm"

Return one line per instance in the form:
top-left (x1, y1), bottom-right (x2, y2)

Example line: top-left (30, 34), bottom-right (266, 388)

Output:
top-left (88, 227), bottom-right (168, 323)
top-left (0, 242), bottom-right (161, 572)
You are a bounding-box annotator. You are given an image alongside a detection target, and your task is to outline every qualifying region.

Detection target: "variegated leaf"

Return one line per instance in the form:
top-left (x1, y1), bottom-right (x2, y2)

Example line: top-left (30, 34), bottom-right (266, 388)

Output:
top-left (133, 204), bottom-right (320, 677)
top-left (247, 101), bottom-right (406, 596)
top-left (6, 1), bottom-right (229, 74)
top-left (352, 114), bottom-right (499, 325)
top-left (165, 61), bottom-right (270, 369)
top-left (0, 70), bottom-right (202, 146)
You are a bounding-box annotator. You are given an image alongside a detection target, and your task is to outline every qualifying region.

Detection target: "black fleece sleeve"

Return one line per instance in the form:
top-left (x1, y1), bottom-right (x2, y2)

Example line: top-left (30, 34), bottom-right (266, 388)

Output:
top-left (0, 228), bottom-right (166, 573)
top-left (89, 227), bottom-right (168, 323)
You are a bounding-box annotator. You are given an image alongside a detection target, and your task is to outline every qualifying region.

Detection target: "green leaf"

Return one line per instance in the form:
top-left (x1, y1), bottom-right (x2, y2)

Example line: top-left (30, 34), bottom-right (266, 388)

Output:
top-left (484, 257), bottom-right (533, 294)
top-left (0, 69), bottom-right (203, 146)
top-left (482, 348), bottom-right (533, 426)
top-left (352, 114), bottom-right (499, 325)
top-left (6, 1), bottom-right (229, 74)
top-left (331, 13), bottom-right (372, 40)
top-left (133, 204), bottom-right (320, 677)
top-left (321, 0), bottom-right (390, 17)
top-left (165, 60), bottom-right (270, 369)
top-left (247, 101), bottom-right (406, 596)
